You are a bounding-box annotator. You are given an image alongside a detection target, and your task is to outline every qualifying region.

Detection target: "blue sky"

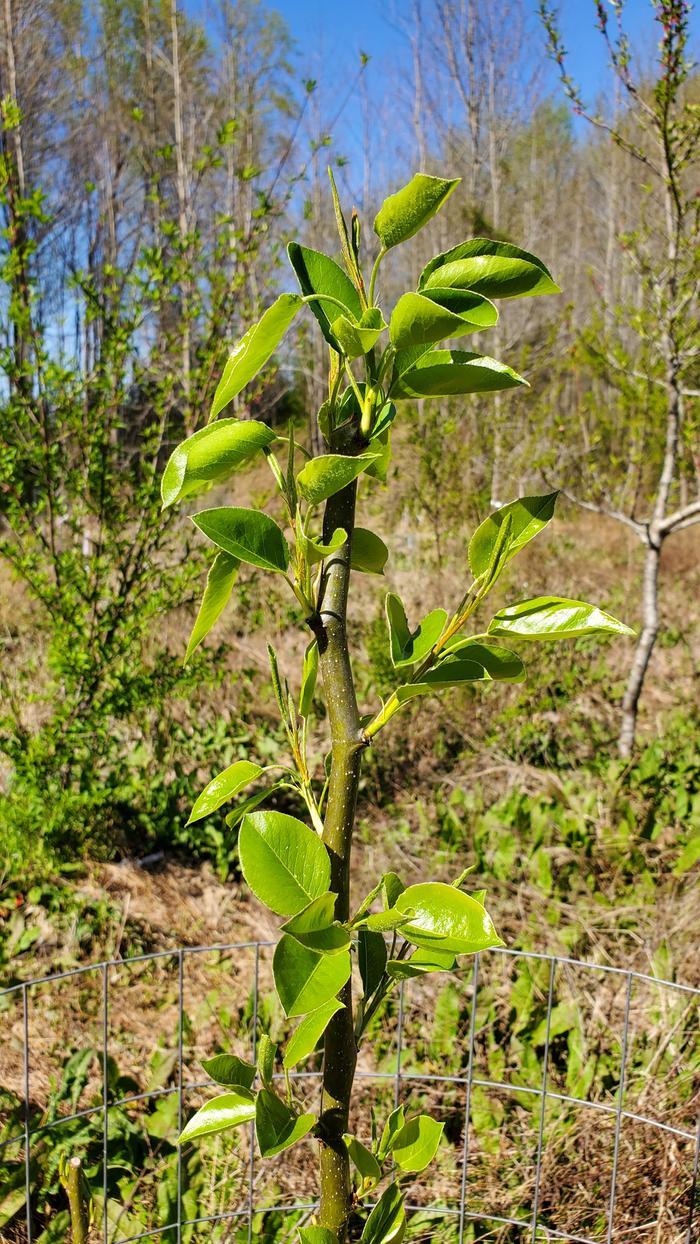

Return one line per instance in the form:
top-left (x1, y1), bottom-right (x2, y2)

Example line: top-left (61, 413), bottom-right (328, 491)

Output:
top-left (272, 0), bottom-right (698, 105)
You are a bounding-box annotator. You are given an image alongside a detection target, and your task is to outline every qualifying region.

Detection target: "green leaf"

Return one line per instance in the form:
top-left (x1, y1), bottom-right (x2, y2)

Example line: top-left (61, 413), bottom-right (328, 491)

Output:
top-left (273, 935), bottom-right (351, 1017)
top-left (281, 893), bottom-right (351, 954)
top-left (225, 786), bottom-right (281, 831)
top-left (358, 928), bottom-right (387, 999)
top-left (288, 242), bottom-right (362, 350)
top-left (385, 594), bottom-right (447, 667)
top-left (178, 1090), bottom-right (255, 1144)
top-left (297, 454), bottom-right (379, 507)
top-left (201, 1054), bottom-right (256, 1090)
top-left (298, 525), bottom-right (347, 565)
top-left (487, 596), bottom-right (635, 641)
top-left (394, 882), bottom-right (503, 954)
top-left (420, 238), bottom-right (560, 300)
top-left (363, 910), bottom-right (413, 933)
top-left (256, 1034), bottom-right (276, 1088)
top-left (360, 1182), bottom-right (406, 1243)
top-left (331, 308), bottom-right (387, 358)
top-left (161, 419), bottom-right (276, 509)
top-left (344, 1134), bottom-right (381, 1195)
top-left (433, 641), bottom-right (525, 682)
top-left (193, 507), bottom-right (289, 573)
top-left (351, 528), bottom-right (389, 575)
top-left (391, 1115), bottom-right (444, 1172)
top-left (299, 640), bottom-right (319, 716)
top-left (210, 295), bottom-right (302, 419)
top-left (282, 998), bottom-right (344, 1069)
top-left (374, 173), bottom-right (460, 251)
top-left (187, 759), bottom-right (263, 825)
top-left (389, 291), bottom-right (496, 351)
top-left (382, 873), bottom-right (405, 907)
top-left (390, 350), bottom-right (527, 399)
top-left (386, 946), bottom-right (456, 979)
top-left (299, 1230), bottom-right (338, 1244)
top-left (377, 1106), bottom-right (405, 1162)
top-left (421, 286), bottom-right (499, 324)
top-left (255, 1088), bottom-right (315, 1157)
top-left (184, 551), bottom-right (240, 664)
top-left (468, 493), bottom-right (558, 577)
top-left (239, 811), bottom-right (330, 916)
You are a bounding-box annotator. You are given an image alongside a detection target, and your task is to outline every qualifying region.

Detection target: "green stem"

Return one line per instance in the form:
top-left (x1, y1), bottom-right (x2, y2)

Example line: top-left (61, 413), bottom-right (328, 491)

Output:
top-left (312, 474), bottom-right (364, 1240)
top-left (61, 1158), bottom-right (90, 1244)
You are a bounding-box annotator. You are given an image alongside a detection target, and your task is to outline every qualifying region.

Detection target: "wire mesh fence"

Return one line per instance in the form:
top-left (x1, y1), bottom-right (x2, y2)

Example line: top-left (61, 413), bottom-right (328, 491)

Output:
top-left (1, 942), bottom-right (698, 1243)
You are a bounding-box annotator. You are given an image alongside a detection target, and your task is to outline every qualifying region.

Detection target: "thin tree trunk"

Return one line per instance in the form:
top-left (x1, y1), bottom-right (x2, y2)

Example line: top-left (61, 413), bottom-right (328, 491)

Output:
top-left (170, 0), bottom-right (191, 414)
top-left (619, 539), bottom-right (660, 759)
top-left (313, 475), bottom-right (364, 1239)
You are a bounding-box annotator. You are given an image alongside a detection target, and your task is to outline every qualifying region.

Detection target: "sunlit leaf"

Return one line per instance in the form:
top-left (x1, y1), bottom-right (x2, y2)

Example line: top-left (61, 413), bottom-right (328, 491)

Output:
top-left (193, 507), bottom-right (289, 573)
top-left (374, 173), bottom-right (460, 250)
top-left (344, 1134), bottom-right (381, 1195)
top-left (385, 593), bottom-right (447, 667)
top-left (184, 551), bottom-right (239, 664)
top-left (487, 596), bottom-right (634, 640)
top-left (360, 1182), bottom-right (405, 1243)
top-left (201, 1054), bottom-right (256, 1090)
top-left (255, 1089), bottom-right (315, 1157)
top-left (239, 811), bottom-right (330, 916)
top-left (297, 453), bottom-right (379, 506)
top-left (391, 1115), bottom-right (444, 1172)
top-left (210, 295), bottom-right (302, 419)
top-left (394, 882), bottom-right (503, 954)
top-left (281, 892), bottom-right (350, 954)
top-left (420, 238), bottom-right (560, 300)
top-left (282, 997), bottom-right (344, 1069)
top-left (273, 935), bottom-right (351, 1017)
top-left (468, 492), bottom-right (558, 578)
top-left (161, 419), bottom-right (276, 508)
top-left (390, 349), bottom-right (527, 399)
top-left (188, 759), bottom-right (263, 824)
top-left (351, 528), bottom-right (389, 575)
top-left (288, 242), bottom-right (362, 349)
top-left (178, 1090), bottom-right (255, 1144)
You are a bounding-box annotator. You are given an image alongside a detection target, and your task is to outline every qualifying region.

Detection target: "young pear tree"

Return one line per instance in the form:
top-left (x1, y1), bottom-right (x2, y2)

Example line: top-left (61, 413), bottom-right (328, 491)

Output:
top-left (162, 171), bottom-right (632, 1241)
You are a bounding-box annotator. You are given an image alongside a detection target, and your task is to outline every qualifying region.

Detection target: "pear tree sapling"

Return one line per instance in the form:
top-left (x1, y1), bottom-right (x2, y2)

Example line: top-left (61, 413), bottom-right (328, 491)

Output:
top-left (162, 171), bottom-right (632, 1242)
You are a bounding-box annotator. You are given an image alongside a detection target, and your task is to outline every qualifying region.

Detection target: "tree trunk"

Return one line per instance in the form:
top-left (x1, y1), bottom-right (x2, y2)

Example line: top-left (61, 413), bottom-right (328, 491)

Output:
top-left (618, 539), bottom-right (661, 759)
top-left (314, 477), bottom-right (364, 1239)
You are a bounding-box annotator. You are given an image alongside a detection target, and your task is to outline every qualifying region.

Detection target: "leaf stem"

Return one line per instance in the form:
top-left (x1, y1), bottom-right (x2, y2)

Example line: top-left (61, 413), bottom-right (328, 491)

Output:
top-left (368, 248), bottom-right (386, 306)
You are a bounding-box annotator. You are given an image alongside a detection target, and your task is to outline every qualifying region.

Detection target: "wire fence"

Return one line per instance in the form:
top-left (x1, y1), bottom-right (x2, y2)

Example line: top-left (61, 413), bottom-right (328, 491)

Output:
top-left (1, 943), bottom-right (699, 1243)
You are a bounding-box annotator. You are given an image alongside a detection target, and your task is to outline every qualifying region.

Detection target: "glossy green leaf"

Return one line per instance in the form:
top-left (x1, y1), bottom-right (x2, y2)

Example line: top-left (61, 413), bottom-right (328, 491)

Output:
top-left (239, 811), bottom-right (330, 916)
top-left (377, 1106), bottom-right (405, 1162)
top-left (421, 285), bottom-right (498, 324)
top-left (193, 507), bottom-right (289, 573)
top-left (256, 1033), bottom-right (276, 1088)
top-left (365, 429), bottom-right (391, 483)
top-left (420, 238), bottom-right (560, 300)
top-left (255, 1088), bottom-right (316, 1157)
top-left (288, 242), bottom-right (362, 350)
top-left (344, 1134), bottom-right (381, 1195)
top-left (331, 308), bottom-right (387, 358)
top-left (382, 873), bottom-right (405, 907)
top-left (184, 551), bottom-right (240, 664)
top-left (385, 594), bottom-right (447, 667)
top-left (362, 908), bottom-right (413, 933)
top-left (394, 882), bottom-right (503, 954)
top-left (281, 893), bottom-right (351, 954)
top-left (433, 641), bottom-right (525, 682)
top-left (389, 291), bottom-right (493, 350)
top-left (468, 492), bottom-right (558, 578)
top-left (298, 525), bottom-right (347, 565)
top-left (360, 1182), bottom-right (406, 1243)
top-left (201, 1054), bottom-right (256, 1090)
top-left (391, 1115), bottom-right (444, 1172)
top-left (161, 419), bottom-right (276, 509)
top-left (273, 935), bottom-right (351, 1017)
top-left (210, 295), bottom-right (302, 419)
top-left (487, 596), bottom-right (635, 641)
top-left (358, 928), bottom-right (387, 1000)
top-left (390, 350), bottom-right (527, 399)
top-left (374, 173), bottom-right (460, 251)
top-left (386, 946), bottom-right (456, 979)
top-left (299, 640), bottom-right (319, 716)
top-left (299, 1229), bottom-right (338, 1244)
top-left (371, 401), bottom-right (398, 439)
top-left (282, 997), bottom-right (344, 1069)
top-left (225, 786), bottom-right (281, 831)
top-left (391, 343), bottom-right (434, 387)
top-left (187, 759), bottom-right (263, 825)
top-left (297, 453), bottom-right (379, 507)
top-left (351, 528), bottom-right (389, 575)
top-left (178, 1090), bottom-right (256, 1143)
